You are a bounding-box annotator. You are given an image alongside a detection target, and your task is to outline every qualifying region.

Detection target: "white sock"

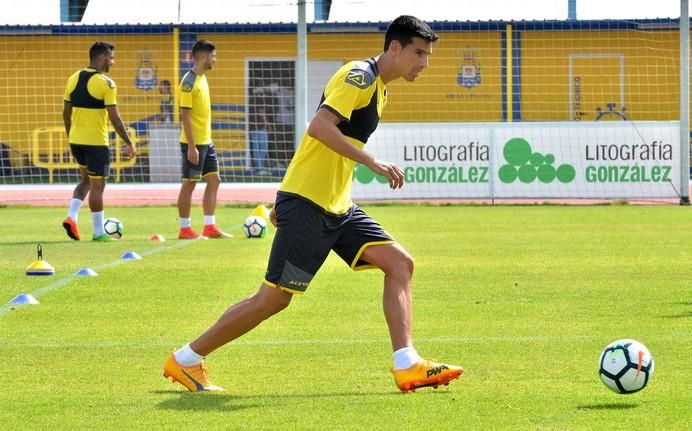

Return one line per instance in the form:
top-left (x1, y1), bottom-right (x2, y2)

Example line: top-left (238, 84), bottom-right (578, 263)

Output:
top-left (68, 198), bottom-right (82, 221)
top-left (92, 211), bottom-right (105, 236)
top-left (393, 347), bottom-right (422, 370)
top-left (174, 343), bottom-right (204, 366)
top-left (204, 215), bottom-right (215, 226)
top-left (179, 217), bottom-right (191, 228)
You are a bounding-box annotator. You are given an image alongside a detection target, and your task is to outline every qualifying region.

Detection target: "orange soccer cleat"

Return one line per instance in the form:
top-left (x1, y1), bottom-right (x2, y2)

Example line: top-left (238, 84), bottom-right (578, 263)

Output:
top-left (202, 224), bottom-right (233, 238)
top-left (62, 217), bottom-right (80, 241)
top-left (163, 351), bottom-right (224, 392)
top-left (391, 358), bottom-right (464, 393)
top-left (178, 227), bottom-right (206, 240)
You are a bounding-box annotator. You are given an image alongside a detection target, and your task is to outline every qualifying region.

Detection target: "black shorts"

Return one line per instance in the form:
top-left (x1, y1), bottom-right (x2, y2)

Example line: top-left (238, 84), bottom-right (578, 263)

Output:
top-left (264, 192), bottom-right (395, 294)
top-left (70, 144), bottom-right (110, 179)
top-left (180, 143), bottom-right (219, 181)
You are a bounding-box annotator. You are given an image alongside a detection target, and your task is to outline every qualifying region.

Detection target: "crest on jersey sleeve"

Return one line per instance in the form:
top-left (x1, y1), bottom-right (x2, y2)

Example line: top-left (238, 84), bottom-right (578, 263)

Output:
top-left (103, 75), bottom-right (116, 89)
top-left (180, 72), bottom-right (196, 93)
top-left (345, 69), bottom-right (373, 89)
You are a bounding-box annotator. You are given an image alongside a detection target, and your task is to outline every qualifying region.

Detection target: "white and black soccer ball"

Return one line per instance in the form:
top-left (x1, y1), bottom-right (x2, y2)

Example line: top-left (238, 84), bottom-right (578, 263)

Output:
top-left (103, 217), bottom-right (124, 239)
top-left (598, 339), bottom-right (654, 394)
top-left (242, 216), bottom-right (267, 238)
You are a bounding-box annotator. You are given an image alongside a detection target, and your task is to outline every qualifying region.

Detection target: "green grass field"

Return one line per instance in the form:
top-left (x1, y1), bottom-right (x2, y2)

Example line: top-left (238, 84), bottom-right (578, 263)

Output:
top-left (0, 204), bottom-right (690, 430)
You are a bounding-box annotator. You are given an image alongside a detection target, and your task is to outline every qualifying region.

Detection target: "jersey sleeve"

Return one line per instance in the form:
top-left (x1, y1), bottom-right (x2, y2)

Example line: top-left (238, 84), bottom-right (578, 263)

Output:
top-left (178, 72), bottom-right (196, 109)
top-left (102, 76), bottom-right (117, 106)
top-left (63, 73), bottom-right (77, 102)
top-left (320, 67), bottom-right (374, 121)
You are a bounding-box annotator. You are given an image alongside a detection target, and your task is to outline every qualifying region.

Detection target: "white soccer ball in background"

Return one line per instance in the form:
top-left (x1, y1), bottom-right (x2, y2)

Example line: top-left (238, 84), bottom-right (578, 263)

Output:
top-left (103, 217), bottom-right (124, 239)
top-left (242, 216), bottom-right (268, 238)
top-left (598, 339), bottom-right (654, 394)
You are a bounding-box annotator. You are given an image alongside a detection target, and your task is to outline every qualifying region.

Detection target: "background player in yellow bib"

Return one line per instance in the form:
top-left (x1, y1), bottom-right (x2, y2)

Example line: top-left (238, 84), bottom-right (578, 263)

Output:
top-left (62, 41), bottom-right (135, 241)
top-left (164, 16), bottom-right (463, 393)
top-left (176, 40), bottom-right (231, 240)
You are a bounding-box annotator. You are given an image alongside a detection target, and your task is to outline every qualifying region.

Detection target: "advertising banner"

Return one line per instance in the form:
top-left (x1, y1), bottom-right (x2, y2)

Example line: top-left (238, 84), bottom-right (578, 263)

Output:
top-left (352, 122), bottom-right (680, 200)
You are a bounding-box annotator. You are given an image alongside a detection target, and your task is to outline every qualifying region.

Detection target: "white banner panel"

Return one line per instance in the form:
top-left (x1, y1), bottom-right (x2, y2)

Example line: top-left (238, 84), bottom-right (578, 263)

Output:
top-left (351, 121), bottom-right (680, 199)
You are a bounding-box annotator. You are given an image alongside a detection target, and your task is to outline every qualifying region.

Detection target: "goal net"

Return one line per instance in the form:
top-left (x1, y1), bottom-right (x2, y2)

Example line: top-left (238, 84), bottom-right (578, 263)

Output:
top-left (0, 18), bottom-right (688, 200)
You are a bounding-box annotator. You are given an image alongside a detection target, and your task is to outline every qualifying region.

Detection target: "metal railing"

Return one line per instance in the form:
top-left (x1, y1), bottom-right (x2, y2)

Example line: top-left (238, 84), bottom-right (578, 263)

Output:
top-left (31, 126), bottom-right (137, 183)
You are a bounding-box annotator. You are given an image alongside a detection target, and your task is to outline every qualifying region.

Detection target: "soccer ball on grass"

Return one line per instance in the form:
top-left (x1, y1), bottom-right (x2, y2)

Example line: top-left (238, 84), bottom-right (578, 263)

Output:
top-left (103, 217), bottom-right (124, 239)
top-left (242, 216), bottom-right (268, 238)
top-left (598, 339), bottom-right (654, 394)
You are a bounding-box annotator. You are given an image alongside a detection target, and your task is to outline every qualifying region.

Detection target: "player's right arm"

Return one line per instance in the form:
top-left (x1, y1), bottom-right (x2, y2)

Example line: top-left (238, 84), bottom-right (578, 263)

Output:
top-left (307, 108), bottom-right (404, 189)
top-left (180, 108), bottom-right (199, 165)
top-left (62, 101), bottom-right (72, 137)
top-left (63, 73), bottom-right (76, 137)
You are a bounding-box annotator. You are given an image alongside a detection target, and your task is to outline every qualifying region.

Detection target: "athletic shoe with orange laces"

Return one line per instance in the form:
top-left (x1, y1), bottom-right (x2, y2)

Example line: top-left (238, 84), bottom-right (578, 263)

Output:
top-left (163, 351), bottom-right (224, 392)
top-left (178, 227), bottom-right (206, 240)
top-left (62, 217), bottom-right (80, 241)
top-left (202, 224), bottom-right (233, 238)
top-left (391, 358), bottom-right (464, 393)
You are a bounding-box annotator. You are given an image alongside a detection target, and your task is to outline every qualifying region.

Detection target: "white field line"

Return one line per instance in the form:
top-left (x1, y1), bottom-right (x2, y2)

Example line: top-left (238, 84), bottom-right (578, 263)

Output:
top-left (0, 333), bottom-right (689, 350)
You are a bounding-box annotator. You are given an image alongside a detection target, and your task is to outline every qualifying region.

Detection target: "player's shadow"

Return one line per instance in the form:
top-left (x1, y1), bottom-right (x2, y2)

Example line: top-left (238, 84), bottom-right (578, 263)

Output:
top-left (661, 302), bottom-right (692, 319)
top-left (154, 389), bottom-right (401, 412)
top-left (154, 391), bottom-right (257, 412)
top-left (0, 240), bottom-right (77, 246)
top-left (577, 403), bottom-right (639, 410)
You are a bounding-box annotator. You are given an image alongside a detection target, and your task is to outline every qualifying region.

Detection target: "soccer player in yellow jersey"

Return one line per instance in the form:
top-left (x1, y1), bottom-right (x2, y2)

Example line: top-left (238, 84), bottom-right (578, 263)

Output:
top-left (62, 42), bottom-right (135, 241)
top-left (164, 16), bottom-right (463, 393)
top-left (176, 40), bottom-right (231, 239)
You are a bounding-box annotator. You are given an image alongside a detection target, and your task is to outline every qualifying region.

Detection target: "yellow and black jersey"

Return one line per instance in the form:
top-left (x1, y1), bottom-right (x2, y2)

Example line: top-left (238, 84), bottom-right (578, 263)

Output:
top-left (280, 57), bottom-right (387, 215)
top-left (63, 68), bottom-right (117, 146)
top-left (178, 70), bottom-right (212, 145)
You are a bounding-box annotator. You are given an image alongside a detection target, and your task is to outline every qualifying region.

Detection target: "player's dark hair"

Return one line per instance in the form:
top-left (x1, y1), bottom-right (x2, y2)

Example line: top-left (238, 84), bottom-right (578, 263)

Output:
top-left (384, 15), bottom-right (438, 51)
top-left (192, 40), bottom-right (216, 57)
top-left (89, 41), bottom-right (114, 60)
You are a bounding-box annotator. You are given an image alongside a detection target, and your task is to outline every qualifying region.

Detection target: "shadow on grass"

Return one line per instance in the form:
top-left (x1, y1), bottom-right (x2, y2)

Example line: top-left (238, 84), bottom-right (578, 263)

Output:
top-left (661, 311), bottom-right (692, 319)
top-left (153, 389), bottom-right (403, 412)
top-left (154, 391), bottom-right (258, 412)
top-left (0, 240), bottom-right (77, 246)
top-left (577, 403), bottom-right (639, 410)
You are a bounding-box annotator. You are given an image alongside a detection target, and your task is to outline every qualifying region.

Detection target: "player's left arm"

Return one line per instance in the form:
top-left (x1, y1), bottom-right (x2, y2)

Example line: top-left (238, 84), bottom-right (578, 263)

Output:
top-left (307, 108), bottom-right (404, 189)
top-left (102, 78), bottom-right (135, 159)
top-left (106, 106), bottom-right (136, 160)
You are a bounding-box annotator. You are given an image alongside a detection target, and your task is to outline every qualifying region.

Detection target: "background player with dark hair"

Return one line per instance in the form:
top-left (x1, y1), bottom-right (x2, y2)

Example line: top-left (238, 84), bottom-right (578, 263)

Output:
top-left (176, 40), bottom-right (231, 239)
top-left (62, 41), bottom-right (135, 241)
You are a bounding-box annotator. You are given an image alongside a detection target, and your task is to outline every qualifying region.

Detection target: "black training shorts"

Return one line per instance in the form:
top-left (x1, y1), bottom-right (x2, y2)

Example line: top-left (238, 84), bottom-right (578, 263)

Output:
top-left (180, 142), bottom-right (219, 181)
top-left (70, 144), bottom-right (111, 179)
top-left (263, 192), bottom-right (394, 294)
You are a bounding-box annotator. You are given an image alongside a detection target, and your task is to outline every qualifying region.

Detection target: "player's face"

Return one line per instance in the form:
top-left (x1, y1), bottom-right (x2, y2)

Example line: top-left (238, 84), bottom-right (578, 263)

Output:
top-left (101, 50), bottom-right (115, 73)
top-left (205, 50), bottom-right (217, 70)
top-left (397, 37), bottom-right (432, 82)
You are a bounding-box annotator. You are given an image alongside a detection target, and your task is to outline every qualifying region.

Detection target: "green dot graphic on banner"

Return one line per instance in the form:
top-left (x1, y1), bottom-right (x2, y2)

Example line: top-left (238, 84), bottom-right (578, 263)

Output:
top-left (518, 164), bottom-right (538, 183)
top-left (503, 138), bottom-right (532, 166)
top-left (498, 164), bottom-right (519, 183)
top-left (556, 164), bottom-right (577, 183)
top-left (537, 164), bottom-right (557, 183)
top-left (530, 152), bottom-right (544, 166)
top-left (500, 138), bottom-right (575, 184)
top-left (354, 164), bottom-right (388, 184)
